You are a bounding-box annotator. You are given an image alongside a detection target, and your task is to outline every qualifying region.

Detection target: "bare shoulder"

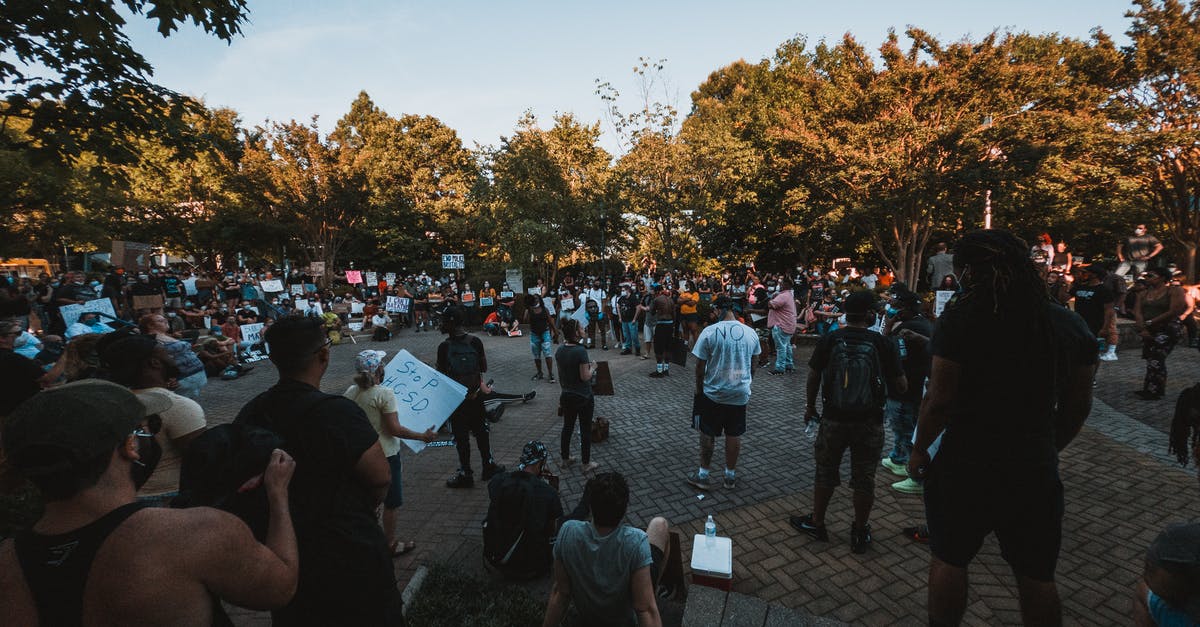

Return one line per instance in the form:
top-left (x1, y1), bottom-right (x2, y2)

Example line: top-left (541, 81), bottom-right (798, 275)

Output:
top-left (122, 506), bottom-right (252, 555)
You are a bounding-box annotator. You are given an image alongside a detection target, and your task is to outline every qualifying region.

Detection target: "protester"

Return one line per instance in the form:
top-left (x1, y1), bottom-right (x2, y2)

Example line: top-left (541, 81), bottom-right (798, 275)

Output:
top-left (1070, 265), bottom-right (1118, 361)
top-left (556, 318), bottom-right (599, 472)
top-left (792, 290), bottom-right (905, 553)
top-left (0, 319), bottom-right (44, 417)
top-left (880, 289), bottom-right (934, 494)
top-left (139, 313), bottom-right (208, 401)
top-left (767, 277), bottom-right (797, 374)
top-left (649, 283), bottom-right (675, 378)
top-left (344, 349), bottom-right (437, 557)
top-left (687, 295), bottom-right (760, 491)
top-left (1134, 267), bottom-right (1188, 400)
top-left (1117, 223), bottom-right (1164, 278)
top-left (926, 242), bottom-right (955, 289)
top-left (438, 306), bottom-right (505, 488)
top-left (0, 380), bottom-right (300, 625)
top-left (234, 316), bottom-right (403, 625)
top-left (908, 230), bottom-right (1096, 626)
top-left (543, 472), bottom-right (669, 627)
top-left (101, 334), bottom-right (209, 504)
top-left (524, 294), bottom-right (557, 383)
top-left (617, 283), bottom-right (642, 357)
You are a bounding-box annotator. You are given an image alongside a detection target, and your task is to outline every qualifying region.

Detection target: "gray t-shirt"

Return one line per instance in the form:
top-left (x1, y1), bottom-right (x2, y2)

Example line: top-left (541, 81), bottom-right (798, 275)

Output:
top-left (555, 344), bottom-right (592, 399)
top-left (554, 521), bottom-right (652, 627)
top-left (692, 320), bottom-right (761, 406)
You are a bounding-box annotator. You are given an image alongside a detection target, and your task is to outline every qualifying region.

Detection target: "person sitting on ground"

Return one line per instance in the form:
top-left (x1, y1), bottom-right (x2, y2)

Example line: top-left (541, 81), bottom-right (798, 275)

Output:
top-left (65, 311), bottom-right (113, 339)
top-left (100, 335), bottom-right (209, 505)
top-left (543, 471), bottom-right (669, 627)
top-left (0, 379), bottom-right (300, 626)
top-left (482, 310), bottom-right (503, 336)
top-left (196, 334), bottom-right (241, 378)
top-left (139, 313), bottom-right (207, 401)
top-left (344, 349), bottom-right (437, 557)
top-left (484, 441), bottom-right (591, 580)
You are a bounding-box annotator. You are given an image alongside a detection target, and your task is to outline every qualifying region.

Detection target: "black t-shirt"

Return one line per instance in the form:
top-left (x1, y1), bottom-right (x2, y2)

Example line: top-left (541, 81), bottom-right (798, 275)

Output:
top-left (485, 471), bottom-right (563, 576)
top-left (555, 344), bottom-right (592, 398)
top-left (808, 279), bottom-right (828, 303)
top-left (1123, 234), bottom-right (1161, 261)
top-left (1070, 283), bottom-right (1114, 335)
top-left (162, 276), bottom-right (182, 297)
top-left (617, 294), bottom-right (639, 323)
top-left (891, 315), bottom-right (935, 403)
top-left (233, 380), bottom-right (394, 613)
top-left (436, 333), bottom-right (487, 375)
top-left (0, 349), bottom-right (43, 416)
top-left (930, 301), bottom-right (1098, 467)
top-left (809, 327), bottom-right (903, 421)
top-left (527, 307), bottom-right (551, 335)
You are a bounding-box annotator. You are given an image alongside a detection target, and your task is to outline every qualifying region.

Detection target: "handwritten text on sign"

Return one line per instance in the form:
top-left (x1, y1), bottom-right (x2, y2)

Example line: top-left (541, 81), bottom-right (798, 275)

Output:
top-left (345, 270), bottom-right (363, 284)
top-left (240, 323), bottom-right (265, 345)
top-left (60, 299), bottom-right (118, 327)
top-left (385, 296), bottom-right (411, 313)
top-left (381, 349), bottom-right (467, 453)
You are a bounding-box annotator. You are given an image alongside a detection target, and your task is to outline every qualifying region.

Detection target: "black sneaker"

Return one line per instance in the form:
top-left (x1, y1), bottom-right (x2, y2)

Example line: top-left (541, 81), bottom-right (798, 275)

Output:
top-left (522, 390), bottom-right (536, 403)
top-left (547, 375), bottom-right (556, 384)
top-left (789, 514), bottom-right (828, 541)
top-left (649, 371), bottom-right (665, 378)
top-left (620, 349), bottom-right (632, 355)
top-left (1135, 390), bottom-right (1163, 400)
top-left (532, 372), bottom-right (544, 381)
top-left (446, 470), bottom-right (474, 488)
top-left (851, 523), bottom-right (873, 554)
top-left (481, 462), bottom-right (506, 480)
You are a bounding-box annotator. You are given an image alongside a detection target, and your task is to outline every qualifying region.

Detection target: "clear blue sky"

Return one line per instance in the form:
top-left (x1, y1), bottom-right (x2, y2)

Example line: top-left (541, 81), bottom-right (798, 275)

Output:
top-left (123, 0), bottom-right (1136, 153)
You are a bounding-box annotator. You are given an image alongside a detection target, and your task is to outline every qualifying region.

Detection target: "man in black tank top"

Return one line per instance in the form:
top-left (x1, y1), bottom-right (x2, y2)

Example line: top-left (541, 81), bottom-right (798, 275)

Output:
top-left (0, 380), bottom-right (300, 626)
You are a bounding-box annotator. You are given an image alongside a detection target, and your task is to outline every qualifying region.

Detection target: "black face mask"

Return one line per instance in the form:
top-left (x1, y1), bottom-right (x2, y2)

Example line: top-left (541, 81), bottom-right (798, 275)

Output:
top-left (131, 426), bottom-right (163, 490)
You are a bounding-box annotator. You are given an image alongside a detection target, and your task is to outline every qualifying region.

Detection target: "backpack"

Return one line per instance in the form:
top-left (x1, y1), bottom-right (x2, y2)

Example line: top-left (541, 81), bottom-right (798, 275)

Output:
top-left (822, 334), bottom-right (886, 417)
top-left (481, 474), bottom-right (548, 577)
top-left (446, 334), bottom-right (482, 392)
top-left (173, 423), bottom-right (284, 541)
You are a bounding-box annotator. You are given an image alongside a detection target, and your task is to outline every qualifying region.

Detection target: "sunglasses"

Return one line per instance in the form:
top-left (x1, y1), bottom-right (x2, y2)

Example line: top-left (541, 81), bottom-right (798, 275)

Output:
top-left (312, 337), bottom-right (333, 354)
top-left (133, 414), bottom-right (163, 438)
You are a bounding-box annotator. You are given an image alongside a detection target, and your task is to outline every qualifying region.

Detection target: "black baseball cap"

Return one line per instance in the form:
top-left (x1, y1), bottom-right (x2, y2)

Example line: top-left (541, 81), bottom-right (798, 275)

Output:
top-left (844, 290), bottom-right (878, 314)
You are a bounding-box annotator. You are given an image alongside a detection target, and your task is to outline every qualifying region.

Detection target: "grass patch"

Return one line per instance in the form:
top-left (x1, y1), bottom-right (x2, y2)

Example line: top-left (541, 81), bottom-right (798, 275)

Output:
top-left (405, 562), bottom-right (545, 627)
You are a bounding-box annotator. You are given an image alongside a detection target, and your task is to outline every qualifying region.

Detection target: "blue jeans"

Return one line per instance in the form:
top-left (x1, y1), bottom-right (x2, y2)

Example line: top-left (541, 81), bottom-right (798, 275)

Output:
top-left (885, 398), bottom-right (919, 464)
top-left (771, 326), bottom-right (793, 371)
top-left (622, 321), bottom-right (639, 351)
top-left (816, 320), bottom-right (838, 336)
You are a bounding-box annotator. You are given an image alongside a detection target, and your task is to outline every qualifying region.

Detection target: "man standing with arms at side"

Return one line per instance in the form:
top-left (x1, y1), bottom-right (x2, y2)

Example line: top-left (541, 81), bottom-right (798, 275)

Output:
top-left (909, 230), bottom-right (1096, 626)
top-left (648, 283), bottom-right (675, 378)
top-left (1117, 223), bottom-right (1164, 279)
top-left (791, 290), bottom-right (905, 553)
top-left (926, 242), bottom-right (955, 290)
top-left (439, 306), bottom-right (505, 488)
top-left (235, 316), bottom-right (402, 626)
top-left (687, 295), bottom-right (760, 490)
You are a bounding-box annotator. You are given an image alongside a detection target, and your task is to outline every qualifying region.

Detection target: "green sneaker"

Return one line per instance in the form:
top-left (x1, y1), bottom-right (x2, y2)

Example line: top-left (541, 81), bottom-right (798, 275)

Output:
top-left (892, 477), bottom-right (924, 495)
top-left (881, 458), bottom-right (908, 477)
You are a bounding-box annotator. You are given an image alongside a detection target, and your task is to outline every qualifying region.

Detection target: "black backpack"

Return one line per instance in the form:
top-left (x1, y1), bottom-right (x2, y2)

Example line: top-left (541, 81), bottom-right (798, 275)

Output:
top-left (481, 474), bottom-right (546, 576)
top-left (174, 423), bottom-right (284, 541)
top-left (822, 334), bottom-right (886, 417)
top-left (446, 334), bottom-right (481, 392)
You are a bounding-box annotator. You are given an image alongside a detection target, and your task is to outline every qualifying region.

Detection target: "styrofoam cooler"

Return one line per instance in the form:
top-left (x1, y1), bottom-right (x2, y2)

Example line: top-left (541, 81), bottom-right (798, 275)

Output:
top-left (691, 534), bottom-right (733, 590)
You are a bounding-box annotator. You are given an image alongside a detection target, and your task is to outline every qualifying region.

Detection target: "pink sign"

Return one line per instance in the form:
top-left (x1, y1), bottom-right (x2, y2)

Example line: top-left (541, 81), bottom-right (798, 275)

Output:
top-left (346, 270), bottom-right (363, 284)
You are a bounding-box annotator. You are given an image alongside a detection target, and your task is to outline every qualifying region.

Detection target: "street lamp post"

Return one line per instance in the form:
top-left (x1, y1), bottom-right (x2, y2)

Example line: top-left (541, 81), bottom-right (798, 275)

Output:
top-left (984, 189), bottom-right (993, 230)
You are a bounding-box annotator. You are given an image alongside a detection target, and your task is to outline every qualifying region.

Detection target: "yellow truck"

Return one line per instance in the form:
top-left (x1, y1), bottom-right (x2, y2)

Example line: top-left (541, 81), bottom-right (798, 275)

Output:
top-left (0, 258), bottom-right (55, 278)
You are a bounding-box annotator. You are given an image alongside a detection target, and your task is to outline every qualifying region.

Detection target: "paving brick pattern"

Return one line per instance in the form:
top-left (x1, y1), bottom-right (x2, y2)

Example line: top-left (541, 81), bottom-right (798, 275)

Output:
top-left (192, 324), bottom-right (1200, 625)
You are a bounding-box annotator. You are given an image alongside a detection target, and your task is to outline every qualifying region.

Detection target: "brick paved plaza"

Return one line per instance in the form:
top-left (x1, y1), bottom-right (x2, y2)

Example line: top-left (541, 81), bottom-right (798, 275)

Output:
top-left (198, 326), bottom-right (1200, 626)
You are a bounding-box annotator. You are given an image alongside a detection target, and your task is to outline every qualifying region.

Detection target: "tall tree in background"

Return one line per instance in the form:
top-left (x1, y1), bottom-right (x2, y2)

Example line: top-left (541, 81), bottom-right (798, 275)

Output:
top-left (1118, 0), bottom-right (1200, 280)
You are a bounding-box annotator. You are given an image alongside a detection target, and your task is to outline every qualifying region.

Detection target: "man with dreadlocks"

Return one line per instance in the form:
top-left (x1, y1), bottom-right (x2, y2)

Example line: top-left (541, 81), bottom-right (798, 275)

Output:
top-left (908, 230), bottom-right (1097, 626)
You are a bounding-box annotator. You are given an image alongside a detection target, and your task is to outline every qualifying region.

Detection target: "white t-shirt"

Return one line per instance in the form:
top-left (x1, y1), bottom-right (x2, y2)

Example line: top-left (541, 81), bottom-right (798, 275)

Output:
top-left (344, 384), bottom-right (402, 457)
top-left (134, 387), bottom-right (207, 497)
top-left (862, 274), bottom-right (878, 289)
top-left (371, 313), bottom-right (391, 327)
top-left (691, 320), bottom-right (761, 406)
top-left (585, 289), bottom-right (607, 307)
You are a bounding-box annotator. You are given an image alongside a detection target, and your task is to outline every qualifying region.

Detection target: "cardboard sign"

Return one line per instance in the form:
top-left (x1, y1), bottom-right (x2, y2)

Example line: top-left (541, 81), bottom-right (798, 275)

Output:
top-left (347, 322), bottom-right (364, 332)
top-left (132, 294), bottom-right (164, 311)
top-left (592, 361), bottom-right (614, 396)
top-left (345, 270), bottom-right (363, 284)
top-left (461, 291), bottom-right (475, 305)
top-left (351, 302), bottom-right (365, 315)
top-left (441, 254), bottom-right (465, 270)
top-left (384, 272), bottom-right (396, 284)
top-left (381, 349), bottom-right (467, 453)
top-left (386, 296), bottom-right (411, 313)
top-left (183, 278), bottom-right (198, 296)
top-left (505, 268), bottom-right (524, 295)
top-left (240, 322), bottom-right (265, 345)
top-left (365, 272), bottom-right (378, 286)
top-left (500, 291), bottom-right (514, 299)
top-left (527, 287), bottom-right (541, 295)
top-left (290, 284), bottom-right (305, 296)
top-left (304, 284), bottom-right (317, 293)
top-left (542, 297), bottom-right (557, 316)
top-left (295, 299), bottom-right (323, 315)
top-left (935, 290), bottom-right (955, 317)
top-left (480, 297), bottom-right (494, 307)
top-left (260, 279), bottom-right (284, 293)
top-left (309, 262), bottom-right (326, 275)
top-left (60, 298), bottom-right (119, 328)
top-left (560, 298), bottom-right (575, 311)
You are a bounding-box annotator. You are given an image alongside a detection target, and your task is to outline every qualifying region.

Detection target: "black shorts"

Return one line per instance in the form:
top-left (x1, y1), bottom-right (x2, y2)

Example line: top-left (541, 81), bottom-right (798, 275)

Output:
top-left (692, 394), bottom-right (747, 437)
top-left (924, 459), bottom-right (1064, 582)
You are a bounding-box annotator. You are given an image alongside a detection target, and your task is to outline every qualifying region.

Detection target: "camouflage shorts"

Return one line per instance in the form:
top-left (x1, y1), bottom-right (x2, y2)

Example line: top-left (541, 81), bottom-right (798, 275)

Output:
top-left (813, 419), bottom-right (885, 492)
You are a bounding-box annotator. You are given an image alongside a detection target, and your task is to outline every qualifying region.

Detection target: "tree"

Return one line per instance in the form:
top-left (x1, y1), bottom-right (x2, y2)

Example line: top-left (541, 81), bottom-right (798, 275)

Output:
top-left (1117, 0), bottom-right (1200, 281)
top-left (1, 0), bottom-right (249, 169)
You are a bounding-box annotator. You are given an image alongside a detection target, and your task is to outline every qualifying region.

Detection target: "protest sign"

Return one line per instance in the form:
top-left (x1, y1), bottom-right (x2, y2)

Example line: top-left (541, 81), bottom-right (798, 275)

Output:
top-left (132, 294), bottom-right (164, 311)
top-left (572, 302), bottom-right (590, 328)
top-left (183, 278), bottom-right (197, 296)
top-left (384, 272), bottom-right (396, 284)
top-left (542, 297), bottom-right (557, 316)
top-left (505, 268), bottom-right (524, 294)
top-left (309, 261), bottom-right (326, 275)
top-left (386, 296), bottom-right (411, 313)
top-left (347, 322), bottom-right (364, 332)
top-left (304, 284), bottom-right (317, 293)
top-left (345, 270), bottom-right (363, 284)
top-left (559, 297), bottom-right (575, 311)
top-left (499, 291), bottom-right (514, 299)
top-left (935, 290), bottom-right (955, 317)
top-left (365, 271), bottom-right (378, 285)
top-left (260, 279), bottom-right (284, 293)
top-left (295, 299), bottom-right (323, 315)
top-left (480, 297), bottom-right (494, 307)
top-left (60, 299), bottom-right (119, 328)
top-left (441, 254), bottom-right (465, 270)
top-left (381, 349), bottom-right (467, 453)
top-left (240, 323), bottom-right (265, 345)
top-left (461, 291), bottom-right (475, 306)
top-left (111, 241), bottom-right (153, 271)
top-left (351, 302), bottom-right (365, 315)
top-left (289, 284), bottom-right (305, 296)
top-left (527, 287), bottom-right (541, 296)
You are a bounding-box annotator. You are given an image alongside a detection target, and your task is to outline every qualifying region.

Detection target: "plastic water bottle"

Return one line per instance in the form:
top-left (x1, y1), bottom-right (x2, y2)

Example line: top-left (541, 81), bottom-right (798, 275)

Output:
top-left (705, 515), bottom-right (716, 546)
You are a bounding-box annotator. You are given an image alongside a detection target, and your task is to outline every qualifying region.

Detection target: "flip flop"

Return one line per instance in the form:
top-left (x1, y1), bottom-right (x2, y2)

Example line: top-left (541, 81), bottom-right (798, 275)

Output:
top-left (901, 525), bottom-right (930, 544)
top-left (391, 540), bottom-right (417, 557)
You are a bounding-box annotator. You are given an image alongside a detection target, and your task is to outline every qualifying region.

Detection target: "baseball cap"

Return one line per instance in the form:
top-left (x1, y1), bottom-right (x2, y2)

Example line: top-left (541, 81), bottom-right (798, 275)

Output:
top-left (355, 349), bottom-right (387, 374)
top-left (519, 440), bottom-right (548, 469)
top-left (844, 290), bottom-right (878, 314)
top-left (2, 380), bottom-right (170, 475)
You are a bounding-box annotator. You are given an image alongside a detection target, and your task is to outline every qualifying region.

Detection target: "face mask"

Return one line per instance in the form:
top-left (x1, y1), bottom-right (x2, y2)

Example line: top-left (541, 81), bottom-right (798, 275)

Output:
top-left (886, 306), bottom-right (899, 317)
top-left (90, 281), bottom-right (100, 287)
top-left (130, 431), bottom-right (163, 490)
top-left (51, 281), bottom-right (60, 288)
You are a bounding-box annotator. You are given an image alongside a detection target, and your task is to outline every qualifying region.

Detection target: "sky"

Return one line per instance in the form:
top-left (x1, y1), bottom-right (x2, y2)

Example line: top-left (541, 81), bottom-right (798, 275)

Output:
top-left (121, 0), bottom-right (1137, 154)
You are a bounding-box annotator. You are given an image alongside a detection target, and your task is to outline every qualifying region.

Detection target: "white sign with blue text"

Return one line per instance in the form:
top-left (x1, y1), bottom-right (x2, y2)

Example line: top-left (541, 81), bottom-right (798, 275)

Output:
top-left (381, 349), bottom-right (467, 453)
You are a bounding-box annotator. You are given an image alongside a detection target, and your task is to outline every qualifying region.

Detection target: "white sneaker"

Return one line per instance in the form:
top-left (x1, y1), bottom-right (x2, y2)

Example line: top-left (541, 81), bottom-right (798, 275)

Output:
top-left (1099, 351), bottom-right (1117, 362)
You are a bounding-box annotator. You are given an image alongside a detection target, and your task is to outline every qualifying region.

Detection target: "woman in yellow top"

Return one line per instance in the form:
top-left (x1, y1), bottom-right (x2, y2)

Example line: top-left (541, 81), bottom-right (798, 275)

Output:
top-left (344, 350), bottom-right (437, 556)
top-left (678, 281), bottom-right (700, 346)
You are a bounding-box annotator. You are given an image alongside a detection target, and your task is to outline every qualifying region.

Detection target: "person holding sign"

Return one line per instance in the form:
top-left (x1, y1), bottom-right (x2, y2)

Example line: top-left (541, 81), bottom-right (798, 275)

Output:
top-left (345, 350), bottom-right (437, 557)
top-left (437, 307), bottom-right (505, 489)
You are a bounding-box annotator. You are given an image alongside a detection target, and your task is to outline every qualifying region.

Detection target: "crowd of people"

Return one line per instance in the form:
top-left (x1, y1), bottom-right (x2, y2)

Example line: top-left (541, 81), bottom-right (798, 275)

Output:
top-left (1, 223), bottom-right (1199, 625)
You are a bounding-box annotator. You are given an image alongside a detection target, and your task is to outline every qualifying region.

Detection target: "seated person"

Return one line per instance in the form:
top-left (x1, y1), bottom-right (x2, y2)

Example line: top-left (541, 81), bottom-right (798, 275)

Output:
top-left (543, 472), bottom-right (670, 627)
top-left (483, 311), bottom-right (503, 336)
top-left (236, 303), bottom-right (260, 325)
top-left (179, 301), bottom-right (208, 328)
top-left (65, 312), bottom-right (113, 339)
top-left (196, 335), bottom-right (241, 378)
top-left (363, 299), bottom-right (380, 320)
top-left (370, 310), bottom-right (392, 330)
top-left (484, 441), bottom-right (588, 580)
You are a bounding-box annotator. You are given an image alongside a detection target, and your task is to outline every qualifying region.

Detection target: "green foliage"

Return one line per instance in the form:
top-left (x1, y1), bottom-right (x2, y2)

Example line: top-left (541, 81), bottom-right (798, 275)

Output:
top-left (404, 563), bottom-right (545, 627)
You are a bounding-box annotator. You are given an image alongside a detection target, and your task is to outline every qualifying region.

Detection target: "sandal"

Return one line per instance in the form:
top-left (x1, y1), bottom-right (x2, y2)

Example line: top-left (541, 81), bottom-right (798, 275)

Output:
top-left (901, 525), bottom-right (930, 544)
top-left (390, 540), bottom-right (417, 557)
